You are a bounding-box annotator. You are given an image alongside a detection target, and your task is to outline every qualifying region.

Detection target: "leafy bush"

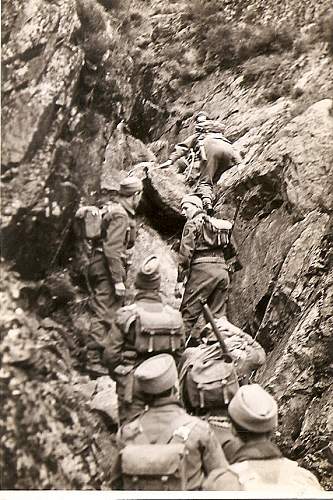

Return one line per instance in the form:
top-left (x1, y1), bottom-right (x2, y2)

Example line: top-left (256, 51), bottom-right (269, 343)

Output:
top-left (321, 9), bottom-right (333, 53)
top-left (75, 0), bottom-right (110, 64)
top-left (196, 21), bottom-right (293, 68)
top-left (76, 0), bottom-right (106, 34)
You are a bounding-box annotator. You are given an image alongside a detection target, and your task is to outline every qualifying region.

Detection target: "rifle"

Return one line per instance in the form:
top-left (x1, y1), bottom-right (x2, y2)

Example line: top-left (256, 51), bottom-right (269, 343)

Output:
top-left (200, 300), bottom-right (233, 363)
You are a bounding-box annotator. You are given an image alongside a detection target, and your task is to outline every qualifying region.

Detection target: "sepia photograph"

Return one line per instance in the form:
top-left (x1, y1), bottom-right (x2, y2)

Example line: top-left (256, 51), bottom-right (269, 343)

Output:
top-left (1, 0), bottom-right (333, 496)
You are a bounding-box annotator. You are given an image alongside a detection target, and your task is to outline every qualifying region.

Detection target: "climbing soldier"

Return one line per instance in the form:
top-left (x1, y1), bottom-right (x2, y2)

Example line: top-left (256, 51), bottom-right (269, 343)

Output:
top-left (175, 195), bottom-right (231, 344)
top-left (179, 315), bottom-right (266, 460)
top-left (75, 176), bottom-right (142, 372)
top-left (111, 354), bottom-right (228, 490)
top-left (104, 255), bottom-right (185, 425)
top-left (203, 384), bottom-right (323, 493)
top-left (161, 111), bottom-right (241, 213)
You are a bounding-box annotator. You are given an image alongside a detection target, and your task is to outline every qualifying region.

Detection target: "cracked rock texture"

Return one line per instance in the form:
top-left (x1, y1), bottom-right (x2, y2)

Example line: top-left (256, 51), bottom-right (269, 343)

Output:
top-left (1, 0), bottom-right (333, 490)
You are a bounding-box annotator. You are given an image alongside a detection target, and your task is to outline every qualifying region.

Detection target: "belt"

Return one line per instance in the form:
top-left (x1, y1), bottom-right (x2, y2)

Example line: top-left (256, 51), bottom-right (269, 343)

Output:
top-left (193, 249), bottom-right (225, 258)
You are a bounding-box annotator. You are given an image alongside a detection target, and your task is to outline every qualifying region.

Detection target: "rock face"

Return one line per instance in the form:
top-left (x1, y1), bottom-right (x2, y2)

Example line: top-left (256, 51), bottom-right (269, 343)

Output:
top-left (1, 0), bottom-right (333, 491)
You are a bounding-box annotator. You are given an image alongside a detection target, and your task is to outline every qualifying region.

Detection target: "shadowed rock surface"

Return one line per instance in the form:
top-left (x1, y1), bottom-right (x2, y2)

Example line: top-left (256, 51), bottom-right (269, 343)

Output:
top-left (1, 0), bottom-right (333, 490)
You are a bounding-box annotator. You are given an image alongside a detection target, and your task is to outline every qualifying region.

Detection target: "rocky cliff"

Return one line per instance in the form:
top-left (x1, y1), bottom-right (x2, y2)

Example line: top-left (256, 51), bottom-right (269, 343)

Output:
top-left (1, 0), bottom-right (332, 490)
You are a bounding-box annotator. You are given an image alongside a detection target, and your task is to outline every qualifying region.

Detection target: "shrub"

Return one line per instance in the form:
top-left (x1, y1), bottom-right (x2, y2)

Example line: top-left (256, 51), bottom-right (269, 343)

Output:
top-left (321, 10), bottom-right (333, 53)
top-left (76, 0), bottom-right (106, 35)
top-left (196, 21), bottom-right (294, 68)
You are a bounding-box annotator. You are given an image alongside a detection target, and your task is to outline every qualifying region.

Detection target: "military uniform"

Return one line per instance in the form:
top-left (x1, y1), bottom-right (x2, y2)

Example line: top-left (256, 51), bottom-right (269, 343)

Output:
top-left (87, 198), bottom-right (137, 348)
top-left (177, 199), bottom-right (230, 340)
top-left (204, 384), bottom-right (323, 493)
top-left (179, 316), bottom-right (266, 459)
top-left (75, 177), bottom-right (142, 373)
top-left (104, 256), bottom-right (185, 425)
top-left (168, 118), bottom-right (241, 208)
top-left (203, 440), bottom-right (323, 492)
top-left (111, 355), bottom-right (228, 491)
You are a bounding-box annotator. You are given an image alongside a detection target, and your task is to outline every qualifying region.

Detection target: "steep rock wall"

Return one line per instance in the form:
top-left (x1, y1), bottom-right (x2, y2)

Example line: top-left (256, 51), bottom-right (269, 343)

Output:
top-left (1, 0), bottom-right (333, 490)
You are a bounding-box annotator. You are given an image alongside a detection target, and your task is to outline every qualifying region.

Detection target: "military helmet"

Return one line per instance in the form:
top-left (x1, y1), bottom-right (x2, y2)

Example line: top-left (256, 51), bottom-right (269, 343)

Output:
top-left (195, 111), bottom-right (209, 122)
top-left (229, 384), bottom-right (278, 433)
top-left (134, 354), bottom-right (178, 395)
top-left (180, 194), bottom-right (203, 210)
top-left (119, 176), bottom-right (143, 196)
top-left (135, 254), bottom-right (161, 291)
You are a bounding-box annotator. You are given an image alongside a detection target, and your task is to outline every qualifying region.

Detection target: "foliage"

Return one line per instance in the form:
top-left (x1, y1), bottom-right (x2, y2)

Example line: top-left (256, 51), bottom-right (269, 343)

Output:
top-left (75, 0), bottom-right (110, 64)
top-left (76, 0), bottom-right (106, 34)
top-left (321, 9), bottom-right (333, 53)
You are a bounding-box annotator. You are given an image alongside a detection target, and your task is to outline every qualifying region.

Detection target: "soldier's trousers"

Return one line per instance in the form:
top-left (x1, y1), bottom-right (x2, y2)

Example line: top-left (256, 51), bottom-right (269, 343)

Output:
top-left (180, 261), bottom-right (230, 339)
top-left (87, 252), bottom-right (123, 349)
top-left (195, 137), bottom-right (241, 203)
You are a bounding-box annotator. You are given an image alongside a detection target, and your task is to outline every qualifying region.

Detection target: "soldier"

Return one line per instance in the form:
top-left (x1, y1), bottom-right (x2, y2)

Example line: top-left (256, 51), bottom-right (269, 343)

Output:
top-left (104, 255), bottom-right (185, 425)
top-left (111, 354), bottom-right (228, 490)
top-left (175, 194), bottom-right (230, 344)
top-left (75, 176), bottom-right (142, 373)
top-left (203, 384), bottom-right (323, 493)
top-left (161, 111), bottom-right (241, 213)
top-left (179, 316), bottom-right (266, 460)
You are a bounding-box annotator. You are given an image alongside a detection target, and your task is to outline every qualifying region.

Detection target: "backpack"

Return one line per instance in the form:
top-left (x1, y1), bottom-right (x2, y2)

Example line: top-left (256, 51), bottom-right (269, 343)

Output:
top-left (75, 206), bottom-right (102, 240)
top-left (121, 418), bottom-right (197, 491)
top-left (229, 459), bottom-right (323, 494)
top-left (202, 216), bottom-right (233, 248)
top-left (185, 344), bottom-right (239, 409)
top-left (134, 301), bottom-right (184, 354)
top-left (195, 119), bottom-right (226, 135)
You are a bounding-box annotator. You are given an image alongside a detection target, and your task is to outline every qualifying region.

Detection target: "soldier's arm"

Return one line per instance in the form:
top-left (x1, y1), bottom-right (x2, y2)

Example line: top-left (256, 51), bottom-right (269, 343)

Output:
top-left (200, 421), bottom-right (230, 476)
top-left (169, 135), bottom-right (197, 163)
top-left (103, 212), bottom-right (128, 283)
top-left (203, 467), bottom-right (241, 491)
top-left (177, 219), bottom-right (198, 281)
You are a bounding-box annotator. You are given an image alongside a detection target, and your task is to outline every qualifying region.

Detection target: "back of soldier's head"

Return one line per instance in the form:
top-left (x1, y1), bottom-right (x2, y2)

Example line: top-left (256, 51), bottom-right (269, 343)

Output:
top-left (135, 254), bottom-right (161, 291)
top-left (134, 354), bottom-right (178, 400)
top-left (229, 384), bottom-right (278, 440)
top-left (119, 176), bottom-right (143, 198)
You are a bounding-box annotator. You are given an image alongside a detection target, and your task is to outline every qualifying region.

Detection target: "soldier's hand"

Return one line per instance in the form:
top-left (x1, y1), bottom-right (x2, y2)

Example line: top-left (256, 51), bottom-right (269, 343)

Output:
top-left (174, 282), bottom-right (184, 299)
top-left (114, 282), bottom-right (126, 298)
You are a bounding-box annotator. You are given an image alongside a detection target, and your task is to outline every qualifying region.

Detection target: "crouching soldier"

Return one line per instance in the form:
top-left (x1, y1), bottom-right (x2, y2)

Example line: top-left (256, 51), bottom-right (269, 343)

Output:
top-left (179, 315), bottom-right (266, 460)
top-left (75, 177), bottom-right (143, 373)
top-left (203, 384), bottom-right (323, 493)
top-left (104, 255), bottom-right (185, 425)
top-left (161, 111), bottom-right (241, 212)
top-left (111, 354), bottom-right (228, 491)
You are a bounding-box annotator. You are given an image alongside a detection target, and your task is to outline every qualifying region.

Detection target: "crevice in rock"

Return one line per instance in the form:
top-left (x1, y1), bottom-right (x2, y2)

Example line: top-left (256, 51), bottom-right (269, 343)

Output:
top-left (139, 176), bottom-right (185, 238)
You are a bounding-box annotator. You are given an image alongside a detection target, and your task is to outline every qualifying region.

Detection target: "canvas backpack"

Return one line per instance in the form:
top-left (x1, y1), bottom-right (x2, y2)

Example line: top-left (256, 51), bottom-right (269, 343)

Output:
top-left (229, 459), bottom-right (323, 494)
top-left (121, 417), bottom-right (197, 491)
top-left (75, 205), bottom-right (102, 240)
top-left (185, 343), bottom-right (239, 409)
top-left (201, 215), bottom-right (233, 248)
top-left (134, 301), bottom-right (184, 354)
top-left (195, 119), bottom-right (226, 136)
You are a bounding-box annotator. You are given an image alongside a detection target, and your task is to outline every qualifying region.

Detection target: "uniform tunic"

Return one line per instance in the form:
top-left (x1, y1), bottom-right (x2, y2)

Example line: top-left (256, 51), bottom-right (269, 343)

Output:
top-left (88, 199), bottom-right (137, 347)
top-left (178, 210), bottom-right (230, 339)
top-left (111, 396), bottom-right (228, 490)
top-left (104, 290), bottom-right (185, 425)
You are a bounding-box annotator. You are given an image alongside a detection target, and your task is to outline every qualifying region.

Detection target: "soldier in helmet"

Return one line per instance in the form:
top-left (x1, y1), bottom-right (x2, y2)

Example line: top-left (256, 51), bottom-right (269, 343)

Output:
top-left (111, 354), bottom-right (228, 490)
top-left (203, 385), bottom-right (323, 493)
top-left (160, 111), bottom-right (241, 213)
top-left (104, 255), bottom-right (185, 425)
top-left (175, 194), bottom-right (231, 344)
top-left (75, 176), bottom-right (142, 374)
